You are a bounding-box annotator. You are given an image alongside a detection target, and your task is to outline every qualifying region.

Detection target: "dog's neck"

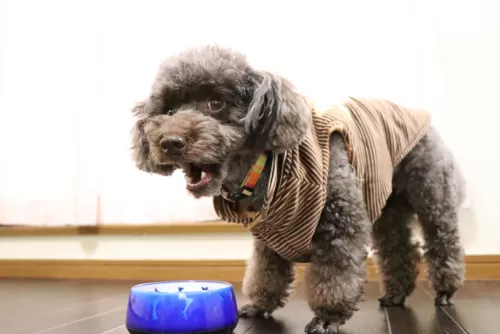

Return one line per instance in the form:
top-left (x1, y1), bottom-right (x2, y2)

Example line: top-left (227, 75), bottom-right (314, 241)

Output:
top-left (222, 152), bottom-right (272, 212)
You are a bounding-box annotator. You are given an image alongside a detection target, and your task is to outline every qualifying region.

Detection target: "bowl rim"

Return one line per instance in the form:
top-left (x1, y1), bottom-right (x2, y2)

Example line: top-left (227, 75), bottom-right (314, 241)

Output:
top-left (130, 280), bottom-right (235, 295)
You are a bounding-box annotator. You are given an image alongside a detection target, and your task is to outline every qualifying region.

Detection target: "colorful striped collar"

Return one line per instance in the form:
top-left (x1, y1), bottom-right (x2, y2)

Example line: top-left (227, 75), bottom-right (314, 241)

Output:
top-left (219, 153), bottom-right (269, 202)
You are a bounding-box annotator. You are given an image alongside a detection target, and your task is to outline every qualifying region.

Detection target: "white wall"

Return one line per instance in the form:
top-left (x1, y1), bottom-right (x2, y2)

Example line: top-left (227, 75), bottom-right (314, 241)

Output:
top-left (433, 0), bottom-right (500, 255)
top-left (0, 0), bottom-right (499, 257)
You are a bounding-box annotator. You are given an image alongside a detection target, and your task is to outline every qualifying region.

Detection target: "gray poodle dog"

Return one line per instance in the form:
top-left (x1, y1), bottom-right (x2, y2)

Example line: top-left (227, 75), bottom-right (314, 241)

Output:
top-left (130, 45), bottom-right (466, 333)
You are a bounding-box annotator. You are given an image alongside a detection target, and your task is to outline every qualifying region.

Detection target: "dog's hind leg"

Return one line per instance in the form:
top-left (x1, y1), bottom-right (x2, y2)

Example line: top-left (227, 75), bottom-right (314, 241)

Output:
top-left (372, 193), bottom-right (421, 307)
top-left (395, 127), bottom-right (465, 305)
top-left (238, 238), bottom-right (295, 317)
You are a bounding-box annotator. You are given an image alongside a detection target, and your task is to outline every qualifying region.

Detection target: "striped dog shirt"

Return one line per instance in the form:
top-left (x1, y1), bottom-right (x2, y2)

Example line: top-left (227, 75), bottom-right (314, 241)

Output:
top-left (213, 97), bottom-right (432, 262)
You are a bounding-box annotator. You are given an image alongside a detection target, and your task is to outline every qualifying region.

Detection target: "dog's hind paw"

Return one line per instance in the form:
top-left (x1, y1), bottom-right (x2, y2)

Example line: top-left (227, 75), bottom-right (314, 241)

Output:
top-left (435, 291), bottom-right (455, 306)
top-left (304, 317), bottom-right (341, 334)
top-left (378, 294), bottom-right (406, 307)
top-left (238, 304), bottom-right (267, 318)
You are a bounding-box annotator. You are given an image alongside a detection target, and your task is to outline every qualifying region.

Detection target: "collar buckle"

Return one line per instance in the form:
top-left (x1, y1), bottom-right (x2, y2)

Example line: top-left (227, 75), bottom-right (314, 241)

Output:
top-left (219, 153), bottom-right (269, 202)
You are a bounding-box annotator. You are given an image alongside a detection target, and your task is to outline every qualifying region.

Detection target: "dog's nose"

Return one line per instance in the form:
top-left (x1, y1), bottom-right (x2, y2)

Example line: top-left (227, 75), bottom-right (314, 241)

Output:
top-left (160, 136), bottom-right (186, 155)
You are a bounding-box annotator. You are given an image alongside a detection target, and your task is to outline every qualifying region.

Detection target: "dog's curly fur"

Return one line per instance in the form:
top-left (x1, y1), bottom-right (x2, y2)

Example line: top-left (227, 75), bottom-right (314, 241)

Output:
top-left (130, 45), bottom-right (466, 333)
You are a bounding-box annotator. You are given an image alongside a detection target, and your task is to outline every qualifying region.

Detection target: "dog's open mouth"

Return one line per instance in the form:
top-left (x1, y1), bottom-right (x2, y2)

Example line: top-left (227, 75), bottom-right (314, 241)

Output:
top-left (184, 163), bottom-right (218, 191)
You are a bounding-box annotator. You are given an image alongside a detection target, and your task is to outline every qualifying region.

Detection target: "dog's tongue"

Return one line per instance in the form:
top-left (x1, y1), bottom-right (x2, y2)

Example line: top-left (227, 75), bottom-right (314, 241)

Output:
top-left (184, 164), bottom-right (214, 189)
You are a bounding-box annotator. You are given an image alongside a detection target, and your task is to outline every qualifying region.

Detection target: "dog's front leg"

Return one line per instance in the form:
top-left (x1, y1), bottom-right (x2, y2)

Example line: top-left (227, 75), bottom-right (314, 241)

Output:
top-left (304, 133), bottom-right (371, 334)
top-left (239, 237), bottom-right (295, 317)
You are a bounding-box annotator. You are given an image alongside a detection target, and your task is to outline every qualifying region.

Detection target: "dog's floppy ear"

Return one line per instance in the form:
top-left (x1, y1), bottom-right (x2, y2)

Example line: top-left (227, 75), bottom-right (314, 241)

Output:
top-left (130, 99), bottom-right (175, 176)
top-left (245, 71), bottom-right (312, 152)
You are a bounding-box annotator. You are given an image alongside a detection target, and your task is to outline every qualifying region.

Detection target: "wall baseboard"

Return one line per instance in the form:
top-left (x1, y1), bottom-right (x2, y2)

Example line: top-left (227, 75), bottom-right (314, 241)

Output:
top-left (0, 256), bottom-right (498, 282)
top-left (0, 221), bottom-right (243, 237)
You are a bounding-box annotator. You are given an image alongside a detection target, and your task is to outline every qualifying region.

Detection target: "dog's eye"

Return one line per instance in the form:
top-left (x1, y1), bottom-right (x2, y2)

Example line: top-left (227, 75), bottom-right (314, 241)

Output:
top-left (208, 99), bottom-right (225, 112)
top-left (166, 109), bottom-right (176, 116)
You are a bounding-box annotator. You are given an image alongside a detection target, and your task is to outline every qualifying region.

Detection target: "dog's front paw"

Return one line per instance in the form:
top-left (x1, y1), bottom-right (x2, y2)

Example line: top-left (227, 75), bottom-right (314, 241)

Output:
top-left (434, 291), bottom-right (455, 306)
top-left (378, 294), bottom-right (406, 307)
top-left (238, 304), bottom-right (267, 318)
top-left (304, 316), bottom-right (343, 334)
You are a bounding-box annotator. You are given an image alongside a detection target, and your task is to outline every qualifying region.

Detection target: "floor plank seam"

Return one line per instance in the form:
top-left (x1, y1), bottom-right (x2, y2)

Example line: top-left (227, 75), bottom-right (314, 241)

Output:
top-left (99, 324), bottom-right (125, 334)
top-left (32, 306), bottom-right (126, 334)
top-left (439, 306), bottom-right (470, 334)
top-left (46, 293), bottom-right (126, 316)
top-left (242, 323), bottom-right (257, 334)
top-left (383, 308), bottom-right (393, 334)
top-left (418, 284), bottom-right (470, 334)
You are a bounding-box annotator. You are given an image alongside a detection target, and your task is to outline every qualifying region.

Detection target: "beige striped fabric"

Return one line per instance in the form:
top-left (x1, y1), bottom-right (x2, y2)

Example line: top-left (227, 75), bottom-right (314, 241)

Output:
top-left (213, 97), bottom-right (432, 263)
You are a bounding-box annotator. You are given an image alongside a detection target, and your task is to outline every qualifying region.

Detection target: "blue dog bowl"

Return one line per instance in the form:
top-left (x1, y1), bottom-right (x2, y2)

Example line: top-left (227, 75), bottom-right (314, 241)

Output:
top-left (126, 280), bottom-right (239, 334)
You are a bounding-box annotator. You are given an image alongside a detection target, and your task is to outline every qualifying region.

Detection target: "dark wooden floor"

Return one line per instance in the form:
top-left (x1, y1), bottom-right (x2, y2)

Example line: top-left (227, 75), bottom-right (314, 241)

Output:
top-left (1, 279), bottom-right (498, 334)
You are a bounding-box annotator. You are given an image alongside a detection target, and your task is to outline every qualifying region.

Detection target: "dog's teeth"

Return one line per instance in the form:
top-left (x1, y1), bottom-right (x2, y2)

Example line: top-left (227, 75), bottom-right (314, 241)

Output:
top-left (184, 175), bottom-right (193, 183)
top-left (201, 172), bottom-right (207, 180)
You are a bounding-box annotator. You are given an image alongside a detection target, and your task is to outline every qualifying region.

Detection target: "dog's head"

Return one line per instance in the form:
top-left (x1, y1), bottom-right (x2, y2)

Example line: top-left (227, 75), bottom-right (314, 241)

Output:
top-left (131, 45), bottom-right (311, 198)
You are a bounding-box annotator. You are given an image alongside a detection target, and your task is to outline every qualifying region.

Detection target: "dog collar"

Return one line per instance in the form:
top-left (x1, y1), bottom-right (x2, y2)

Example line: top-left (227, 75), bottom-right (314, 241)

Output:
top-left (220, 152), bottom-right (269, 202)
